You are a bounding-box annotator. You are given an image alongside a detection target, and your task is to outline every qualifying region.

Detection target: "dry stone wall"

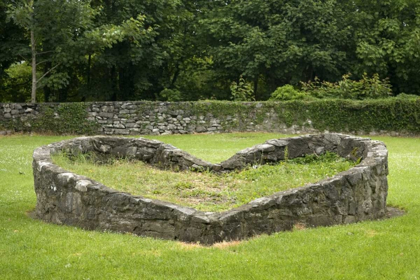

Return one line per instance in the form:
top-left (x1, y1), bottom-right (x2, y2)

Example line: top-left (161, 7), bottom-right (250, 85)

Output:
top-left (33, 133), bottom-right (389, 245)
top-left (1, 101), bottom-right (418, 135)
top-left (84, 101), bottom-right (315, 135)
top-left (0, 101), bottom-right (334, 135)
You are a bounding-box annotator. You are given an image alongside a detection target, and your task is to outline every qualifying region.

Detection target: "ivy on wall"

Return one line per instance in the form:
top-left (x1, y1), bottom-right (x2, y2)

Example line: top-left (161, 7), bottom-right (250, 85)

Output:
top-left (1, 103), bottom-right (99, 135)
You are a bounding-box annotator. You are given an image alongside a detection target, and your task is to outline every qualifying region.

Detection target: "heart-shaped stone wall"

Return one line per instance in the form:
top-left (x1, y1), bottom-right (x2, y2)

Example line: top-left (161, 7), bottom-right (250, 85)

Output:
top-left (33, 133), bottom-right (388, 244)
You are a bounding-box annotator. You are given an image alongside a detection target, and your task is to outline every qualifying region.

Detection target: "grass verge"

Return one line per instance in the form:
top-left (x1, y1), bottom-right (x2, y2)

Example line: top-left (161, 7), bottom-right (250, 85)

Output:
top-left (0, 132), bottom-right (419, 279)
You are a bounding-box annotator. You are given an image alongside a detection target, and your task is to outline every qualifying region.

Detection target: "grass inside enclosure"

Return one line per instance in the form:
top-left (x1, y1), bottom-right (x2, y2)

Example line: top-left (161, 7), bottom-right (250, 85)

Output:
top-left (52, 152), bottom-right (356, 212)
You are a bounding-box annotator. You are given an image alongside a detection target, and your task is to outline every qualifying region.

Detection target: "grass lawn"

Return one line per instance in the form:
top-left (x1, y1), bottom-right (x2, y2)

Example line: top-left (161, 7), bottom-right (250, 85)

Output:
top-left (0, 132), bottom-right (419, 279)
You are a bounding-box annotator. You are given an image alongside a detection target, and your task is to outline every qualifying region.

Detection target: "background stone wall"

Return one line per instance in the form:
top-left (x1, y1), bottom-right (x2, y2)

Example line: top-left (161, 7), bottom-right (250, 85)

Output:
top-left (2, 100), bottom-right (420, 136)
top-left (0, 102), bottom-right (315, 135)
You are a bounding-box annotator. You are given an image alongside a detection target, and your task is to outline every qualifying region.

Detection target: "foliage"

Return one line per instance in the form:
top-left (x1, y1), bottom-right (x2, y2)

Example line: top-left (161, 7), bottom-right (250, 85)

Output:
top-left (275, 98), bottom-right (420, 133)
top-left (201, 0), bottom-right (353, 98)
top-left (349, 0), bottom-right (420, 94)
top-left (301, 73), bottom-right (392, 99)
top-left (395, 93), bottom-right (420, 99)
top-left (2, 0), bottom-right (420, 101)
top-left (6, 0), bottom-right (101, 102)
top-left (230, 76), bottom-right (255, 101)
top-left (158, 88), bottom-right (183, 102)
top-left (0, 0), bottom-right (28, 92)
top-left (189, 98), bottom-right (420, 134)
top-left (1, 62), bottom-right (32, 102)
top-left (5, 0), bottom-right (153, 102)
top-left (269, 85), bottom-right (308, 101)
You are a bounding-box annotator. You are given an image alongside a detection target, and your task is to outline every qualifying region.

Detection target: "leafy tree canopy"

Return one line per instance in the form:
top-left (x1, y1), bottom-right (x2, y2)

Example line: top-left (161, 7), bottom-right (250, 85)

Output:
top-left (1, 0), bottom-right (420, 102)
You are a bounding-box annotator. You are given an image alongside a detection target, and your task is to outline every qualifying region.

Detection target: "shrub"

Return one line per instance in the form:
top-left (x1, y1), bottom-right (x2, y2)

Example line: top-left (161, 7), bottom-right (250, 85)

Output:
top-left (159, 88), bottom-right (183, 102)
top-left (395, 93), bottom-right (419, 99)
top-left (230, 76), bottom-right (255, 101)
top-left (301, 73), bottom-right (392, 100)
top-left (269, 85), bottom-right (308, 101)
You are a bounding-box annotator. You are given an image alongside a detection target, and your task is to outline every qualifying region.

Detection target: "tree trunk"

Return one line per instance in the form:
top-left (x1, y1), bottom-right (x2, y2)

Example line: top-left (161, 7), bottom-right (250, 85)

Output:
top-left (87, 54), bottom-right (91, 91)
top-left (170, 67), bottom-right (181, 89)
top-left (118, 66), bottom-right (136, 101)
top-left (31, 30), bottom-right (37, 103)
top-left (253, 75), bottom-right (259, 100)
top-left (110, 66), bottom-right (118, 101)
top-left (43, 62), bottom-right (52, 102)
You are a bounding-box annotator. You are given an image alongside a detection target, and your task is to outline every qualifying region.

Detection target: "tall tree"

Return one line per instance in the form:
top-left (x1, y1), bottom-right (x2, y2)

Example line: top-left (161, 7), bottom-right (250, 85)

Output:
top-left (0, 0), bottom-right (29, 101)
top-left (7, 0), bottom-right (98, 102)
top-left (7, 0), bottom-right (147, 102)
top-left (350, 0), bottom-right (420, 94)
top-left (81, 0), bottom-right (209, 101)
top-left (201, 0), bottom-right (353, 99)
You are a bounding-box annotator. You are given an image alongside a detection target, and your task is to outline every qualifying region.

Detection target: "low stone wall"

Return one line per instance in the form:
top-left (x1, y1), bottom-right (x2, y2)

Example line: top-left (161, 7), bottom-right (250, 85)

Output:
top-left (3, 100), bottom-right (419, 135)
top-left (33, 133), bottom-right (389, 244)
top-left (0, 102), bottom-right (314, 135)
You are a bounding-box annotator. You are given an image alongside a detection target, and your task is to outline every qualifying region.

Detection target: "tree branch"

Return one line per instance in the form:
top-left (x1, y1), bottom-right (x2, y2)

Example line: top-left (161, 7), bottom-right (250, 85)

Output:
top-left (19, 54), bottom-right (29, 62)
top-left (36, 50), bottom-right (56, 55)
top-left (36, 60), bottom-right (49, 66)
top-left (36, 63), bottom-right (61, 84)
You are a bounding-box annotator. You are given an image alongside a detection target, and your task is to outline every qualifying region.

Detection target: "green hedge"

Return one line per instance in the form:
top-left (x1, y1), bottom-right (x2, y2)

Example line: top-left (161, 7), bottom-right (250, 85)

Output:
top-left (274, 98), bottom-right (420, 134)
top-left (174, 98), bottom-right (420, 134)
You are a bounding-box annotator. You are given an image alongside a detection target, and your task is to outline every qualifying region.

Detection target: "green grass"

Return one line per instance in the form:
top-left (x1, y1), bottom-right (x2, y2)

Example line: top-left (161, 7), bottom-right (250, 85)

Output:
top-left (1, 132), bottom-right (420, 279)
top-left (52, 151), bottom-right (355, 212)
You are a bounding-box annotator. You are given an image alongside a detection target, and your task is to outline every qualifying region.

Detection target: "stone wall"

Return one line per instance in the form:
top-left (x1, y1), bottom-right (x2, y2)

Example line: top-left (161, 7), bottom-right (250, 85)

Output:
top-left (33, 133), bottom-right (389, 244)
top-left (1, 101), bottom-right (419, 135)
top-left (0, 101), bottom-right (317, 135)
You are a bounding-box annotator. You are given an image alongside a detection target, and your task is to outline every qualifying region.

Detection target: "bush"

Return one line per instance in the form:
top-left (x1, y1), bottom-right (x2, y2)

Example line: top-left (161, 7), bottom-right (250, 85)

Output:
top-left (230, 76), bottom-right (255, 101)
top-left (301, 73), bottom-right (392, 100)
top-left (395, 93), bottom-right (419, 99)
top-left (269, 85), bottom-right (308, 101)
top-left (159, 88), bottom-right (183, 102)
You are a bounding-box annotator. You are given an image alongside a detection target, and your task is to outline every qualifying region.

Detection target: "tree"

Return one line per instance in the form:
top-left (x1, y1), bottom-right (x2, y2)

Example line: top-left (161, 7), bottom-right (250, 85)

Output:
top-left (0, 0), bottom-right (29, 101)
top-left (201, 0), bottom-right (353, 99)
top-left (7, 0), bottom-right (96, 102)
top-left (80, 0), bottom-right (208, 101)
top-left (3, 0), bottom-right (420, 101)
top-left (7, 0), bottom-right (148, 103)
top-left (349, 0), bottom-right (420, 94)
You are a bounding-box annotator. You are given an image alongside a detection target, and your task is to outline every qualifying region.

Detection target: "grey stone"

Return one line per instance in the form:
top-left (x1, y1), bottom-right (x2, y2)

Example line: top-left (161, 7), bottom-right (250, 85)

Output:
top-left (99, 112), bottom-right (114, 118)
top-left (315, 147), bottom-right (325, 155)
top-left (196, 126), bottom-right (207, 133)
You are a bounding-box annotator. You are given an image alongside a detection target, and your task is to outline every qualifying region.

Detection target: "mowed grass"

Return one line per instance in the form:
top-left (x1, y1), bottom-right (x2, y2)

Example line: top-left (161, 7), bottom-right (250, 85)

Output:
top-left (0, 132), bottom-right (419, 279)
top-left (52, 151), bottom-right (355, 212)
